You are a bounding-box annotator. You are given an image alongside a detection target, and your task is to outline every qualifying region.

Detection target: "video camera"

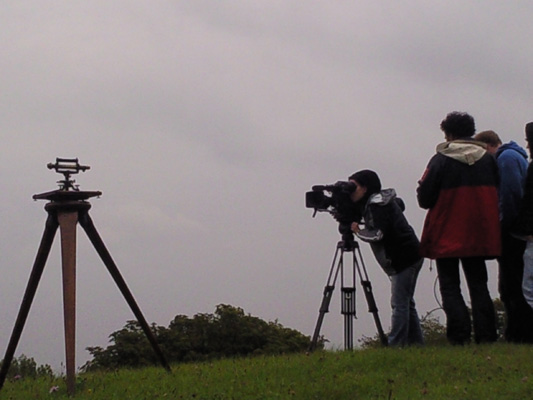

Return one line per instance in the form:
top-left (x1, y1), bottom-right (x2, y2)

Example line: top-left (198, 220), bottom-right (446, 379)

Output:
top-left (305, 181), bottom-right (362, 239)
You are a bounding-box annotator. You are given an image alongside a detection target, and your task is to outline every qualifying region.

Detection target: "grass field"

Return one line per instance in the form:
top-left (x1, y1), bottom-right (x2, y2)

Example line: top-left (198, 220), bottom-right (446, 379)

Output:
top-left (1, 344), bottom-right (533, 399)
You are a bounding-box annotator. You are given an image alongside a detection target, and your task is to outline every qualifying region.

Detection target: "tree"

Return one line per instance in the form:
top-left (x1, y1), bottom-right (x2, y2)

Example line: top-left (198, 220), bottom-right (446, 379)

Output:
top-left (83, 304), bottom-right (312, 371)
top-left (0, 354), bottom-right (53, 380)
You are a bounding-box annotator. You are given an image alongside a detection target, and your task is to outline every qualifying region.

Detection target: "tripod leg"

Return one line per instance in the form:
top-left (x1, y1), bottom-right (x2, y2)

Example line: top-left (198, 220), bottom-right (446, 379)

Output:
top-left (0, 214), bottom-right (58, 390)
top-left (309, 285), bottom-right (335, 351)
top-left (309, 246), bottom-right (343, 352)
top-left (57, 211), bottom-right (79, 395)
top-left (360, 281), bottom-right (388, 346)
top-left (354, 246), bottom-right (388, 346)
top-left (78, 211), bottom-right (171, 372)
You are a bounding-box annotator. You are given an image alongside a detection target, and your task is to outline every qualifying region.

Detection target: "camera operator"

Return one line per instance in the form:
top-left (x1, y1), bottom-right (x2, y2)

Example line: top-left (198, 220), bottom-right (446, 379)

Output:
top-left (348, 170), bottom-right (424, 347)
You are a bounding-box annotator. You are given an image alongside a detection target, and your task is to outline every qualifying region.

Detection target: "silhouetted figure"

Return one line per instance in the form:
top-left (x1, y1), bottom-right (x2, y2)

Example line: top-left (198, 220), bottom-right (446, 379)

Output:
top-left (513, 123), bottom-right (533, 314)
top-left (474, 130), bottom-right (533, 343)
top-left (350, 169), bottom-right (424, 347)
top-left (417, 112), bottom-right (499, 345)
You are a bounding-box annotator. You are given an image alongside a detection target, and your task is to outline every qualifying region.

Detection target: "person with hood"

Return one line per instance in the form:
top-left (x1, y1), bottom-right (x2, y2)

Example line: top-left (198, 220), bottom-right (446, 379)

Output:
top-left (513, 122), bottom-right (533, 310)
top-left (474, 130), bottom-right (533, 343)
top-left (349, 169), bottom-right (424, 347)
top-left (417, 111), bottom-right (500, 345)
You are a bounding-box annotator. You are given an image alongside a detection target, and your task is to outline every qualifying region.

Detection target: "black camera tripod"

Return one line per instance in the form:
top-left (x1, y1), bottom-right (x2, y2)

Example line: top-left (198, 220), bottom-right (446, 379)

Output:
top-left (309, 234), bottom-right (388, 351)
top-left (0, 159), bottom-right (171, 396)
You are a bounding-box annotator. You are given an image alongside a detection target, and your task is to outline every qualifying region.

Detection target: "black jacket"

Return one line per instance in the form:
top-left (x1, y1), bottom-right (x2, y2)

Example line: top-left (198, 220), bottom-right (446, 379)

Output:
top-left (417, 140), bottom-right (501, 258)
top-left (514, 162), bottom-right (533, 236)
top-left (356, 189), bottom-right (421, 275)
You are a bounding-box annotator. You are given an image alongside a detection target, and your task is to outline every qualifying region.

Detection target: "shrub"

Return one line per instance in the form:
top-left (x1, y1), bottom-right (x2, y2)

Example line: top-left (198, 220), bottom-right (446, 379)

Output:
top-left (83, 304), bottom-right (312, 371)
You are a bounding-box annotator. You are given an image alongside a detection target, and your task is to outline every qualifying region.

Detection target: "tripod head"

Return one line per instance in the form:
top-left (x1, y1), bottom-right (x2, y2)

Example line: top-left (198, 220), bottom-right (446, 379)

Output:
top-left (47, 158), bottom-right (90, 191)
top-left (338, 227), bottom-right (359, 251)
top-left (338, 221), bottom-right (359, 251)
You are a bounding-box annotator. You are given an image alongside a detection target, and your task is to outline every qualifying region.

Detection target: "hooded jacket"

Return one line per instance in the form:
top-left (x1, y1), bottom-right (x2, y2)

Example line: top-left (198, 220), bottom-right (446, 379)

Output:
top-left (356, 189), bottom-right (421, 275)
top-left (495, 141), bottom-right (528, 229)
top-left (513, 161), bottom-right (533, 237)
top-left (417, 140), bottom-right (501, 259)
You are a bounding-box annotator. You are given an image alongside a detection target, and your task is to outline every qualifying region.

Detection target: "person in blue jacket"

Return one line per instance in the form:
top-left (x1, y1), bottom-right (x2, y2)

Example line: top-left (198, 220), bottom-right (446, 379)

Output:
top-left (349, 169), bottom-right (424, 347)
top-left (474, 130), bottom-right (533, 343)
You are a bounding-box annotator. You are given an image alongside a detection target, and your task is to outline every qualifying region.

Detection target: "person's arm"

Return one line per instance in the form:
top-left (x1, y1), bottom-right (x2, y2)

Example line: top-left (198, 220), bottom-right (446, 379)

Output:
top-left (514, 163), bottom-right (533, 236)
top-left (417, 155), bottom-right (442, 210)
top-left (355, 225), bottom-right (384, 242)
top-left (354, 205), bottom-right (386, 242)
top-left (497, 152), bottom-right (525, 228)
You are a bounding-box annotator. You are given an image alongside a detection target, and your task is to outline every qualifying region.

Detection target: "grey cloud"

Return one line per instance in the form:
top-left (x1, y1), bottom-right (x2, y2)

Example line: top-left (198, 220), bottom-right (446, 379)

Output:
top-left (0, 1), bottom-right (530, 369)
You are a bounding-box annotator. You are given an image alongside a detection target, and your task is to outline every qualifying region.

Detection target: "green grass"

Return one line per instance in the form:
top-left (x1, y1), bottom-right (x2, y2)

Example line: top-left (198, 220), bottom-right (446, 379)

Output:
top-left (1, 344), bottom-right (533, 399)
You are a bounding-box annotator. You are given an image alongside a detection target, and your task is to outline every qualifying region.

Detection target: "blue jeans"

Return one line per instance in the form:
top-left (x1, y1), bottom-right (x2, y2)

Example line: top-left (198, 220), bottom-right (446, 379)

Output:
top-left (388, 259), bottom-right (424, 347)
top-left (523, 241), bottom-right (533, 310)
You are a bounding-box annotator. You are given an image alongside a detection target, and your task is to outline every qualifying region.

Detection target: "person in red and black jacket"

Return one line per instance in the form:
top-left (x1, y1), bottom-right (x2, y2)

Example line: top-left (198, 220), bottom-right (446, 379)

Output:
top-left (417, 111), bottom-right (500, 345)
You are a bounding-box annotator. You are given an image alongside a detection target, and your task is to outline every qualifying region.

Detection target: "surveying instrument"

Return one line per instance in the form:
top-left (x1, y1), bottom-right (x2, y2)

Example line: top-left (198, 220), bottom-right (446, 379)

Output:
top-left (0, 158), bottom-right (171, 395)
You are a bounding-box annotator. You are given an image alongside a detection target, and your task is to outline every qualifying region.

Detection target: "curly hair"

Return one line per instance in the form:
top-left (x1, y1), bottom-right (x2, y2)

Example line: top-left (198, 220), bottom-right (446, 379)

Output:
top-left (440, 111), bottom-right (476, 139)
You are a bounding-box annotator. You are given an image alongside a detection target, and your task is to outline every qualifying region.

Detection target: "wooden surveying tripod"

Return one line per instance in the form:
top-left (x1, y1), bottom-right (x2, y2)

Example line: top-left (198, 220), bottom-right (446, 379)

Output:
top-left (0, 158), bottom-right (171, 396)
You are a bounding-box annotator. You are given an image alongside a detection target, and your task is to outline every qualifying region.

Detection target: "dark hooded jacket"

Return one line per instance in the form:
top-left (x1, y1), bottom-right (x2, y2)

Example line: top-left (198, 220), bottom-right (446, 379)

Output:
top-left (356, 189), bottom-right (421, 275)
top-left (417, 139), bottom-right (501, 259)
top-left (513, 161), bottom-right (533, 237)
top-left (495, 141), bottom-right (529, 230)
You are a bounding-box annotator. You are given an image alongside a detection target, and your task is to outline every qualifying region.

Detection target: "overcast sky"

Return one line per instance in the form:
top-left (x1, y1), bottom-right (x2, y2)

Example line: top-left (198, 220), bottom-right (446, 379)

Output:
top-left (2, 1), bottom-right (533, 371)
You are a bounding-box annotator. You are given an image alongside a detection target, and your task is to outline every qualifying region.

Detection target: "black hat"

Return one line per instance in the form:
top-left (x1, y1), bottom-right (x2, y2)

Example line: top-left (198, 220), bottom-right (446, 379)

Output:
top-left (526, 122), bottom-right (533, 143)
top-left (348, 169), bottom-right (381, 196)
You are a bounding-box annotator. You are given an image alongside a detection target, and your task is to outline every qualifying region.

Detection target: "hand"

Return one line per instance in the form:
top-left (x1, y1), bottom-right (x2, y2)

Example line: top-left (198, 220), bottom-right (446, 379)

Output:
top-left (351, 222), bottom-right (360, 234)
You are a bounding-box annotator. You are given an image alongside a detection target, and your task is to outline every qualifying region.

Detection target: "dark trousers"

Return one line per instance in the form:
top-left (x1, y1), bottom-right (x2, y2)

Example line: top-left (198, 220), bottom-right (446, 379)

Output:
top-left (499, 231), bottom-right (533, 343)
top-left (436, 257), bottom-right (497, 344)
